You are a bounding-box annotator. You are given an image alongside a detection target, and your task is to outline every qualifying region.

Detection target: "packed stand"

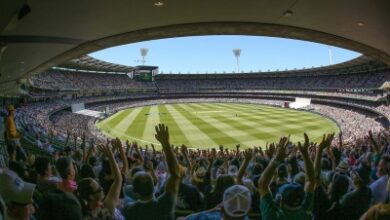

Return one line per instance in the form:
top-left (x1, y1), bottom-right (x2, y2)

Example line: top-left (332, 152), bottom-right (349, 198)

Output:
top-left (29, 69), bottom-right (156, 94)
top-left (2, 106), bottom-right (390, 220)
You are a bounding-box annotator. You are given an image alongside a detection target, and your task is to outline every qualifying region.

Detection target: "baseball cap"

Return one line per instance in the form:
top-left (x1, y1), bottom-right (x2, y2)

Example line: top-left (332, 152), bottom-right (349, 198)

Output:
top-left (223, 185), bottom-right (251, 218)
top-left (278, 183), bottom-right (304, 210)
top-left (0, 169), bottom-right (35, 204)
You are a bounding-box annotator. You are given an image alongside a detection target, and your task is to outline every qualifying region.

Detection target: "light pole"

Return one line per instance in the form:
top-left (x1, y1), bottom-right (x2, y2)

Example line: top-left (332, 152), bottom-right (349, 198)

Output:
top-left (140, 48), bottom-right (149, 66)
top-left (232, 49), bottom-right (241, 73)
top-left (328, 45), bottom-right (333, 65)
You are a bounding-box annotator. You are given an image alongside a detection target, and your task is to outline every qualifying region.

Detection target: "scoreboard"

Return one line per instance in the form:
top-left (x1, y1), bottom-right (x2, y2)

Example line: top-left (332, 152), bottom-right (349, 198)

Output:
top-left (131, 65), bottom-right (158, 82)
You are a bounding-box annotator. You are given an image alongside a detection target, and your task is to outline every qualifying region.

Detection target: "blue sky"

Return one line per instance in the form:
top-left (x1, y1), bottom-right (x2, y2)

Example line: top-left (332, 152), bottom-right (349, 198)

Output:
top-left (90, 36), bottom-right (360, 73)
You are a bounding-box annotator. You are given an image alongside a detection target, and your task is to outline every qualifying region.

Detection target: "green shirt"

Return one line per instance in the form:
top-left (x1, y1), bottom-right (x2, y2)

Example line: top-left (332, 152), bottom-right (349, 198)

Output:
top-left (260, 192), bottom-right (314, 220)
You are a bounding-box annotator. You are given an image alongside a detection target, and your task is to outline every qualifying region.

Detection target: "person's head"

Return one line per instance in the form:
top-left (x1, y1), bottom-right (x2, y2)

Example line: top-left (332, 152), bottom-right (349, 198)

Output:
top-left (277, 183), bottom-right (305, 210)
top-left (221, 185), bottom-right (251, 220)
top-left (252, 163), bottom-right (263, 176)
top-left (8, 161), bottom-right (29, 181)
top-left (77, 178), bottom-right (104, 212)
top-left (277, 164), bottom-right (288, 179)
top-left (37, 189), bottom-right (82, 220)
top-left (0, 169), bottom-right (36, 220)
top-left (7, 105), bottom-right (15, 115)
top-left (192, 166), bottom-right (207, 186)
top-left (88, 156), bottom-right (97, 167)
top-left (132, 172), bottom-right (154, 200)
top-left (359, 203), bottom-right (390, 220)
top-left (34, 156), bottom-right (52, 178)
top-left (130, 167), bottom-right (143, 180)
top-left (336, 160), bottom-right (350, 174)
top-left (327, 173), bottom-right (349, 202)
top-left (376, 155), bottom-right (390, 177)
top-left (227, 165), bottom-right (239, 177)
top-left (56, 157), bottom-right (75, 180)
top-left (213, 175), bottom-right (235, 195)
top-left (351, 165), bottom-right (371, 187)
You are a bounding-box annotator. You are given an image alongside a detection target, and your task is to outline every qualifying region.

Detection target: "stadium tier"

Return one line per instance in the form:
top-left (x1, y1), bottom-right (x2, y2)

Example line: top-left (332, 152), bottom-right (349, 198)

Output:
top-left (1, 52), bottom-right (389, 220)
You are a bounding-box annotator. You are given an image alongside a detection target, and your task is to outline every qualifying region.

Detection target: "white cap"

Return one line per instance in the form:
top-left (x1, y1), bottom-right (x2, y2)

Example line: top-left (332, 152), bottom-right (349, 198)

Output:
top-left (0, 169), bottom-right (35, 204)
top-left (223, 185), bottom-right (251, 218)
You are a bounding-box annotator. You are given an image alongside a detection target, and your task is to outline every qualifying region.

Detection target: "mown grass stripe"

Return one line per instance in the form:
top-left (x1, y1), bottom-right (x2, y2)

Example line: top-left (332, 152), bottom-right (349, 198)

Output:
top-left (97, 103), bottom-right (339, 149)
top-left (142, 105), bottom-right (161, 141)
top-left (112, 108), bottom-right (142, 131)
top-left (165, 104), bottom-right (218, 147)
top-left (158, 104), bottom-right (191, 146)
top-left (174, 104), bottom-right (242, 147)
top-left (102, 109), bottom-right (133, 128)
top-left (123, 106), bottom-right (151, 139)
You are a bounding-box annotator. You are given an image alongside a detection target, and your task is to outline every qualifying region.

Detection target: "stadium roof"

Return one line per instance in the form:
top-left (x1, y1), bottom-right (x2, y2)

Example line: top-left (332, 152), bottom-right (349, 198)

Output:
top-left (0, 0), bottom-right (389, 95)
top-left (58, 55), bottom-right (133, 73)
top-left (156, 55), bottom-right (388, 79)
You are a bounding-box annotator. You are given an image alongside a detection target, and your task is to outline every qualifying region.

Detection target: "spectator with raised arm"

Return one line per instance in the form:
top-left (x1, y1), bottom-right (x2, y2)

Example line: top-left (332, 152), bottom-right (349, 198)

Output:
top-left (76, 139), bottom-right (123, 219)
top-left (258, 134), bottom-right (318, 220)
top-left (124, 123), bottom-right (181, 220)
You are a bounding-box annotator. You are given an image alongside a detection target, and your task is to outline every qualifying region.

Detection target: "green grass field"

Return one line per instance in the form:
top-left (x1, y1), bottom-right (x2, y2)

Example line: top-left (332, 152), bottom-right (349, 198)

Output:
top-left (96, 103), bottom-right (340, 149)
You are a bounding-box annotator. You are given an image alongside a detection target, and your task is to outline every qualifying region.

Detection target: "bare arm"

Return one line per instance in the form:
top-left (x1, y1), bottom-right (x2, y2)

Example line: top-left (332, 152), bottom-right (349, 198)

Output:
top-left (133, 142), bottom-right (144, 166)
top-left (99, 142), bottom-right (122, 213)
top-left (180, 144), bottom-right (192, 171)
top-left (237, 149), bottom-right (253, 185)
top-left (155, 124), bottom-right (181, 195)
top-left (258, 137), bottom-right (289, 197)
top-left (297, 133), bottom-right (316, 193)
top-left (314, 133), bottom-right (334, 185)
top-left (116, 138), bottom-right (129, 176)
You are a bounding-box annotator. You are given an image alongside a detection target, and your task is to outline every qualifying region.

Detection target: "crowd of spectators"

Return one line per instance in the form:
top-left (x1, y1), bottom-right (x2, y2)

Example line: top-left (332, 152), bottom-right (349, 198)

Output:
top-left (156, 70), bottom-right (390, 93)
top-left (2, 117), bottom-right (390, 220)
top-left (29, 69), bottom-right (156, 95)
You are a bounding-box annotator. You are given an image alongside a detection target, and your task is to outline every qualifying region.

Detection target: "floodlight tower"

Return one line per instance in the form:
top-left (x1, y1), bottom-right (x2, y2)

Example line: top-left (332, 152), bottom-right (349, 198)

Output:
top-left (328, 45), bottom-right (333, 65)
top-left (232, 49), bottom-right (241, 73)
top-left (140, 48), bottom-right (149, 66)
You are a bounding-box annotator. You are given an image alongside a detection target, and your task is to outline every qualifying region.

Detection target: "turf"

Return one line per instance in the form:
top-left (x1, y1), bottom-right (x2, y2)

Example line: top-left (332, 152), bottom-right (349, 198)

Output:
top-left (96, 103), bottom-right (340, 149)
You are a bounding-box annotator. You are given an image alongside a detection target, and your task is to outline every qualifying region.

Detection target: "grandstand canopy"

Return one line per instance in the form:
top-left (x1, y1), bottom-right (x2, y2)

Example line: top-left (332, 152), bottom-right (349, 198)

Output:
top-left (0, 0), bottom-right (389, 96)
top-left (58, 55), bottom-right (133, 73)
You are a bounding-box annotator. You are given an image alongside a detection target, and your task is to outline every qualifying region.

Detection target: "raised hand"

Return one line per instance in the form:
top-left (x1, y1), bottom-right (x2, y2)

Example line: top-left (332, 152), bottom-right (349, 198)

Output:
top-left (155, 123), bottom-right (170, 147)
top-left (180, 144), bottom-right (188, 155)
top-left (318, 133), bottom-right (335, 151)
top-left (97, 144), bottom-right (113, 158)
top-left (297, 133), bottom-right (310, 154)
top-left (243, 148), bottom-right (253, 161)
top-left (132, 141), bottom-right (138, 150)
top-left (145, 160), bottom-right (155, 172)
top-left (274, 136), bottom-right (289, 161)
top-left (265, 143), bottom-right (276, 159)
top-left (219, 145), bottom-right (224, 154)
top-left (114, 138), bottom-right (122, 150)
